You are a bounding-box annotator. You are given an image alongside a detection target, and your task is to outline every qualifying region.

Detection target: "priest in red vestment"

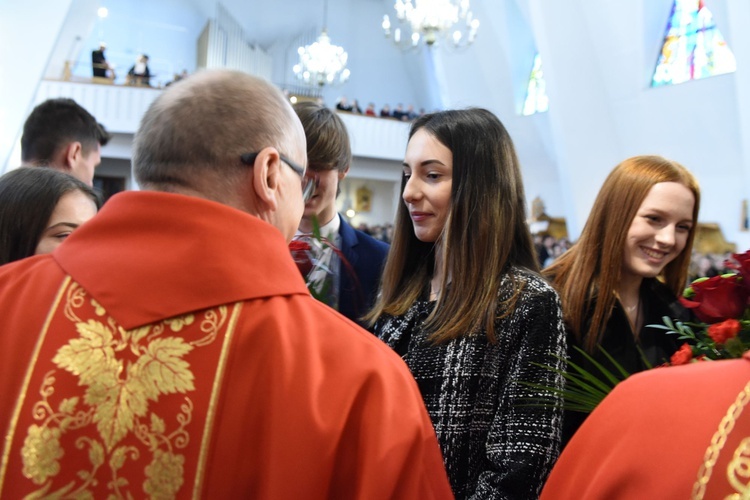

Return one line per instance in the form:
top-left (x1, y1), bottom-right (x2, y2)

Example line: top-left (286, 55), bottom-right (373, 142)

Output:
top-left (541, 356), bottom-right (750, 499)
top-left (0, 70), bottom-right (453, 499)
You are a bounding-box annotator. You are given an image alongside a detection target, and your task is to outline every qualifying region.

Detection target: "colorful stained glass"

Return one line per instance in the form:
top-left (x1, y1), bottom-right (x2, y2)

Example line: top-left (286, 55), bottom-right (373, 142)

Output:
top-left (523, 53), bottom-right (548, 115)
top-left (652, 0), bottom-right (736, 87)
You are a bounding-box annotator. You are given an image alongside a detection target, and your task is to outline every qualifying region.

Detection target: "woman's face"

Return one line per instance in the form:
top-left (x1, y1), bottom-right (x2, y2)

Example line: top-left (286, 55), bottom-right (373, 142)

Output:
top-left (402, 128), bottom-right (453, 243)
top-left (35, 190), bottom-right (98, 255)
top-left (622, 181), bottom-right (695, 281)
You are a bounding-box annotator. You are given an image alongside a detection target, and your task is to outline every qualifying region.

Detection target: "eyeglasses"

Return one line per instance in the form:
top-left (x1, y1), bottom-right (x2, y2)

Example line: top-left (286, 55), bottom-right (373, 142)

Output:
top-left (240, 152), bottom-right (316, 202)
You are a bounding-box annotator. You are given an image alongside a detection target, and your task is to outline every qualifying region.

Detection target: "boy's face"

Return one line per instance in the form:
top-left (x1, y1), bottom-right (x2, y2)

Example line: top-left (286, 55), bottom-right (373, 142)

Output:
top-left (301, 167), bottom-right (347, 226)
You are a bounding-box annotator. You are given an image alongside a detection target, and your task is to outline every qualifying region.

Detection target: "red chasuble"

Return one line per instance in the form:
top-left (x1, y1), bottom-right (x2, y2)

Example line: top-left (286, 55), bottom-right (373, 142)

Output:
top-left (541, 357), bottom-right (750, 499)
top-left (0, 191), bottom-right (453, 499)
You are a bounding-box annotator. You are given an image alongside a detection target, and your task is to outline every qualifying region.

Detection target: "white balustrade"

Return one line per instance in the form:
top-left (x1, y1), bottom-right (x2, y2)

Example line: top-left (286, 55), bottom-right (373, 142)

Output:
top-left (33, 80), bottom-right (410, 160)
top-left (35, 80), bottom-right (160, 134)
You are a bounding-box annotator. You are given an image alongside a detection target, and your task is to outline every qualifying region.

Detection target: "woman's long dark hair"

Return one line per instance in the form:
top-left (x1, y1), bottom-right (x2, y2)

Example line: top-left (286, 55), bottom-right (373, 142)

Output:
top-left (0, 167), bottom-right (101, 265)
top-left (367, 108), bottom-right (538, 343)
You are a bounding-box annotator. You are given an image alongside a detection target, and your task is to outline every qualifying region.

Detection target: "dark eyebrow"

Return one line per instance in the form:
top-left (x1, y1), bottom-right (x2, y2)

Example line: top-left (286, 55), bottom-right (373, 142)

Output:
top-left (45, 222), bottom-right (79, 231)
top-left (402, 159), bottom-right (447, 168)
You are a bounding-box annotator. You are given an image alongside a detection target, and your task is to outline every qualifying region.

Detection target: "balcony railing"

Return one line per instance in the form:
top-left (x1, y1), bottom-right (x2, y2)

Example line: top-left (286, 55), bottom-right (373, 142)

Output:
top-left (34, 80), bottom-right (410, 160)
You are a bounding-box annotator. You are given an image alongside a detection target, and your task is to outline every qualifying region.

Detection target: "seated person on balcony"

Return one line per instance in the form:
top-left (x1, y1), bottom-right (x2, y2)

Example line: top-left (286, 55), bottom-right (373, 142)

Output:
top-left (406, 104), bottom-right (418, 121)
top-left (380, 104), bottom-right (392, 118)
top-left (365, 103), bottom-right (376, 116)
top-left (127, 54), bottom-right (152, 86)
top-left (21, 98), bottom-right (110, 187)
top-left (335, 96), bottom-right (353, 112)
top-left (391, 103), bottom-right (407, 121)
top-left (91, 43), bottom-right (114, 79)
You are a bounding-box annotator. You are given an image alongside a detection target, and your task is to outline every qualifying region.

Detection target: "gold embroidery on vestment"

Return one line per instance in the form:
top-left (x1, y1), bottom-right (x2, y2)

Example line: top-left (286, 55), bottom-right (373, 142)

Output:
top-left (693, 380), bottom-right (750, 499)
top-left (193, 302), bottom-right (242, 497)
top-left (8, 280), bottom-right (230, 499)
top-left (726, 437), bottom-right (750, 498)
top-left (0, 276), bottom-right (71, 495)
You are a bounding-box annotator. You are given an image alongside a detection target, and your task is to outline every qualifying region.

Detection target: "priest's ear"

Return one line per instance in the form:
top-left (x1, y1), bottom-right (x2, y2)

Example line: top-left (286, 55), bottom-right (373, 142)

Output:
top-left (249, 147), bottom-right (281, 212)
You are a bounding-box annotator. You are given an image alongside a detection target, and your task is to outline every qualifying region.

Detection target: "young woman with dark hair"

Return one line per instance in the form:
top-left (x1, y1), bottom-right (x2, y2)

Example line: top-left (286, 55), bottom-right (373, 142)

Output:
top-left (544, 155), bottom-right (700, 444)
top-left (368, 108), bottom-right (567, 499)
top-left (0, 167), bottom-right (101, 265)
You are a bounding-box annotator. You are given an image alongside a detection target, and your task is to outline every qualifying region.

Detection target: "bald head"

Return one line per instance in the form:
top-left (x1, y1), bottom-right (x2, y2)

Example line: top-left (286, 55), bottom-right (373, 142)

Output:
top-left (133, 70), bottom-right (306, 197)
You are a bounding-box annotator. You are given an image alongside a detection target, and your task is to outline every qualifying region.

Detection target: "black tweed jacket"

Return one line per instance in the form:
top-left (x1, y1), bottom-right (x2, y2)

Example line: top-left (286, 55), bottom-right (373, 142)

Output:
top-left (375, 267), bottom-right (567, 499)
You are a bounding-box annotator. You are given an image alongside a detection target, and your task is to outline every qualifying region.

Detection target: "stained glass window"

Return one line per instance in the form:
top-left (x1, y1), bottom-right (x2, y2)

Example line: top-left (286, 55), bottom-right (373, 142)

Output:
top-left (652, 0), bottom-right (736, 87)
top-left (523, 53), bottom-right (548, 115)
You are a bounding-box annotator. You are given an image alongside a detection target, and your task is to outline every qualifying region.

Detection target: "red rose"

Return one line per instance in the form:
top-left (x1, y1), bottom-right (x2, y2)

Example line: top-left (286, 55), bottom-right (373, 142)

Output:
top-left (708, 318), bottom-right (741, 345)
top-left (680, 274), bottom-right (748, 323)
top-left (289, 240), bottom-right (313, 276)
top-left (670, 343), bottom-right (693, 365)
top-left (728, 251), bottom-right (750, 290)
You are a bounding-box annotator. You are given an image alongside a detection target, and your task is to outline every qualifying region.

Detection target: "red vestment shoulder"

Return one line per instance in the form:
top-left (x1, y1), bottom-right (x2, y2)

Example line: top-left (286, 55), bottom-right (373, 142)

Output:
top-left (542, 358), bottom-right (750, 499)
top-left (0, 192), bottom-right (453, 499)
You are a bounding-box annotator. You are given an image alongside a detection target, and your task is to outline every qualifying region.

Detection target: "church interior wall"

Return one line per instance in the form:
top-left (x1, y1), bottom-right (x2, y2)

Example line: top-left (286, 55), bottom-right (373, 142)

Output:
top-left (1, 0), bottom-right (748, 247)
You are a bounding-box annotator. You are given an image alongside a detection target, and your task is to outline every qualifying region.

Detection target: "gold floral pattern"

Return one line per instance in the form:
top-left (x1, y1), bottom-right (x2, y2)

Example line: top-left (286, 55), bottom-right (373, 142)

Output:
top-left (727, 437), bottom-right (750, 498)
top-left (144, 450), bottom-right (185, 498)
top-left (21, 425), bottom-right (63, 484)
top-left (17, 282), bottom-right (229, 499)
top-left (694, 380), bottom-right (750, 499)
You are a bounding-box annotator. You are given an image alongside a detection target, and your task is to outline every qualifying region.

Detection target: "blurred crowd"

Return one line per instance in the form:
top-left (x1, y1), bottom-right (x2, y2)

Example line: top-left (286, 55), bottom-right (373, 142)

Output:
top-left (535, 234), bottom-right (734, 285)
top-left (355, 222), bottom-right (393, 243)
top-left (335, 96), bottom-right (425, 121)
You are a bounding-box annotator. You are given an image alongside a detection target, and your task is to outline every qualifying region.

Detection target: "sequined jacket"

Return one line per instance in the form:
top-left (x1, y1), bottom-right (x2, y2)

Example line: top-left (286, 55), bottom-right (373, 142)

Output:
top-left (375, 267), bottom-right (567, 499)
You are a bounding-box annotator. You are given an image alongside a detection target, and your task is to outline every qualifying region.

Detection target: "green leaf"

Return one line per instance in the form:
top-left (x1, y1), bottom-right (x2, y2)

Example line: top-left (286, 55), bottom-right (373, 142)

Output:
top-left (311, 214), bottom-right (322, 240)
top-left (567, 347), bottom-right (623, 387)
top-left (520, 345), bottom-right (634, 414)
top-left (725, 337), bottom-right (745, 357)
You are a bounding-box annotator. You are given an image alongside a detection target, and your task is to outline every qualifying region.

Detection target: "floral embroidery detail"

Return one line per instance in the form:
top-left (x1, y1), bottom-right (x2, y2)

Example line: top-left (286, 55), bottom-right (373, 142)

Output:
top-left (21, 424), bottom-right (63, 484)
top-left (727, 437), bottom-right (750, 497)
top-left (91, 299), bottom-right (106, 317)
top-left (144, 450), bottom-right (185, 498)
top-left (18, 282), bottom-right (224, 499)
top-left (164, 315), bottom-right (194, 333)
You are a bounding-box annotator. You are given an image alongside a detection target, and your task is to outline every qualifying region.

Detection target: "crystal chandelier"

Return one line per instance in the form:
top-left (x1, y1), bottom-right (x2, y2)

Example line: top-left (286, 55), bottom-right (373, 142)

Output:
top-left (382, 0), bottom-right (480, 49)
top-left (293, 0), bottom-right (350, 87)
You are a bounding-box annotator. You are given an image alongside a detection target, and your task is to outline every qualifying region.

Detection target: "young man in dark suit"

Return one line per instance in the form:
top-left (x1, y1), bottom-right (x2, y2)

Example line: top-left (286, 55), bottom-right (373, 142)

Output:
top-left (293, 101), bottom-right (389, 325)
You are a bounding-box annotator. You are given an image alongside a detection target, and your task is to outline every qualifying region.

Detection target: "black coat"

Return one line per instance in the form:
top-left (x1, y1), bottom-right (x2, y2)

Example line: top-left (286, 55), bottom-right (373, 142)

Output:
top-left (562, 278), bottom-right (690, 446)
top-left (375, 267), bottom-right (567, 499)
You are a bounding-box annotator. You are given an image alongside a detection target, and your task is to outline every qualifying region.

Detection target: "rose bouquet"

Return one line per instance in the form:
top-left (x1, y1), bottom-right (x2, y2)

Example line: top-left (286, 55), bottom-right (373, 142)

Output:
top-left (655, 250), bottom-right (750, 365)
top-left (288, 216), bottom-right (357, 310)
top-left (523, 250), bottom-right (750, 414)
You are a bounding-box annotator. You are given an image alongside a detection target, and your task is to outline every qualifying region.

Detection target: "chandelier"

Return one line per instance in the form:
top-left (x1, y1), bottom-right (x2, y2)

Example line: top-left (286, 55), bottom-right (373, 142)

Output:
top-left (293, 0), bottom-right (350, 87)
top-left (382, 0), bottom-right (480, 49)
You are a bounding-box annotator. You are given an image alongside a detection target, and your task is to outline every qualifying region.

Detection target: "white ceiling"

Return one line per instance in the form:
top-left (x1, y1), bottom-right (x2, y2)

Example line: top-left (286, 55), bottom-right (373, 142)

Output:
top-left (189, 0), bottom-right (386, 50)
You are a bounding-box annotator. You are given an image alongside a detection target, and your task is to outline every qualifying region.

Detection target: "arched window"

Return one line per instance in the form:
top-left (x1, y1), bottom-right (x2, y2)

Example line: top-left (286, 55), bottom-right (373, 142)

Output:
top-left (523, 53), bottom-right (548, 115)
top-left (652, 0), bottom-right (736, 87)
